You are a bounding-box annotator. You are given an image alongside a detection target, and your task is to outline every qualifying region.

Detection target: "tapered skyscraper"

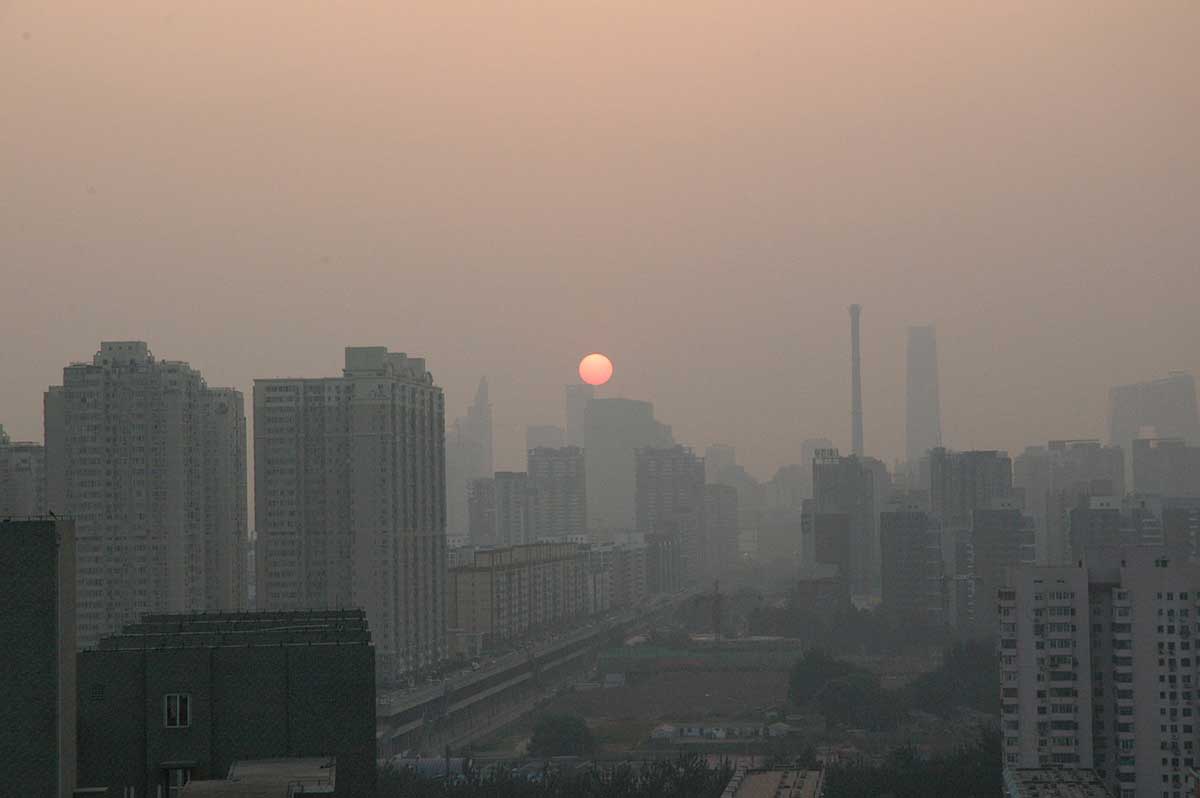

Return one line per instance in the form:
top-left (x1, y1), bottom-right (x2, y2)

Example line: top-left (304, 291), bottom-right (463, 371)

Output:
top-left (849, 304), bottom-right (864, 457)
top-left (905, 325), bottom-right (942, 466)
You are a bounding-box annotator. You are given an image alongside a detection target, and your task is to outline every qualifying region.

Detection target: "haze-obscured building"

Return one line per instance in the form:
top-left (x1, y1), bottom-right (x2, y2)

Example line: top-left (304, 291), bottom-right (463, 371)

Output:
top-left (45, 341), bottom-right (248, 648)
top-left (585, 398), bottom-right (673, 530)
top-left (1110, 372), bottom-right (1200, 453)
top-left (1132, 437), bottom-right (1200, 498)
top-left (526, 424), bottom-right (565, 451)
top-left (812, 449), bottom-right (877, 595)
top-left (636, 445), bottom-right (705, 583)
top-left (528, 446), bottom-right (586, 540)
top-left (564, 384), bottom-right (595, 448)
top-left (467, 477), bottom-right (496, 545)
top-left (446, 378), bottom-right (493, 537)
top-left (254, 346), bottom-right (445, 683)
top-left (905, 325), bottom-right (942, 467)
top-left (880, 505), bottom-right (944, 634)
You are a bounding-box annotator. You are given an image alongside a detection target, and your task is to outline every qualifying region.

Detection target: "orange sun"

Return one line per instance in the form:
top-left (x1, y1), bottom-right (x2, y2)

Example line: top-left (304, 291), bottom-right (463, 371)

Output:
top-left (579, 353), bottom-right (613, 386)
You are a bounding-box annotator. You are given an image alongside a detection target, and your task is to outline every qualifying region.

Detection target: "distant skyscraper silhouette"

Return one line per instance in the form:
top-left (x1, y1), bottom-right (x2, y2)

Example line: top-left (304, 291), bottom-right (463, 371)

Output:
top-left (565, 384), bottom-right (595, 448)
top-left (585, 398), bottom-right (672, 530)
top-left (849, 304), bottom-right (864, 457)
top-left (1110, 372), bottom-right (1200, 451)
top-left (446, 377), bottom-right (493, 536)
top-left (905, 325), bottom-right (942, 465)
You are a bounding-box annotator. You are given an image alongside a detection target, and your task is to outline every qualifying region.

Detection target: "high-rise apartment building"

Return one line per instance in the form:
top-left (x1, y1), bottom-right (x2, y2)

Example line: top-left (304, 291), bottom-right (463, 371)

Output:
top-left (905, 325), bottom-right (942, 467)
top-left (636, 445), bottom-right (705, 583)
top-left (44, 341), bottom-right (247, 647)
top-left (254, 346), bottom-right (445, 683)
top-left (1, 518), bottom-right (76, 798)
top-left (1002, 548), bottom-right (1200, 798)
top-left (1015, 440), bottom-right (1125, 565)
top-left (704, 444), bottom-right (737, 484)
top-left (968, 507), bottom-right (1034, 637)
top-left (528, 446), bottom-right (586, 540)
top-left (0, 427), bottom-right (46, 517)
top-left (565, 383), bottom-right (595, 448)
top-left (1110, 372), bottom-right (1200, 453)
top-left (584, 398), bottom-right (673, 530)
top-left (446, 378), bottom-right (493, 537)
top-left (1133, 438), bottom-right (1200, 498)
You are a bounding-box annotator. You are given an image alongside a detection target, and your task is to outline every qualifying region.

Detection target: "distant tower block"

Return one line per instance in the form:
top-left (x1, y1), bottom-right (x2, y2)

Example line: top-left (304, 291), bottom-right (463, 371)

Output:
top-left (905, 325), bottom-right (942, 465)
top-left (849, 304), bottom-right (864, 457)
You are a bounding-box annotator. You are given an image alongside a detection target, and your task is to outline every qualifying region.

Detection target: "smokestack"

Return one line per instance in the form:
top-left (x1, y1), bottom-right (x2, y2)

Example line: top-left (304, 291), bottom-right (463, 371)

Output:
top-left (849, 304), bottom-right (863, 457)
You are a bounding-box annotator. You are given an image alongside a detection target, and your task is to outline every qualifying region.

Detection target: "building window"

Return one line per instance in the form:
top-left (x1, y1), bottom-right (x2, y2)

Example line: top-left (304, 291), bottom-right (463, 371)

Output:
top-left (163, 694), bottom-right (191, 728)
top-left (165, 767), bottom-right (191, 795)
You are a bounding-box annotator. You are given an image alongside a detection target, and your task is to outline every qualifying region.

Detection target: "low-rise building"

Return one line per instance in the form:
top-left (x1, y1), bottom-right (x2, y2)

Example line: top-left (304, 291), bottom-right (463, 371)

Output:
top-left (76, 610), bottom-right (375, 798)
top-left (447, 542), bottom-right (610, 646)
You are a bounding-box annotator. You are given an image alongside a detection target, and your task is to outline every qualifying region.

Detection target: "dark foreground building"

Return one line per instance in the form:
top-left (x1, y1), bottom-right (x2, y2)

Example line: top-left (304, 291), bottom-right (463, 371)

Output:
top-left (0, 518), bottom-right (77, 798)
top-left (77, 609), bottom-right (375, 798)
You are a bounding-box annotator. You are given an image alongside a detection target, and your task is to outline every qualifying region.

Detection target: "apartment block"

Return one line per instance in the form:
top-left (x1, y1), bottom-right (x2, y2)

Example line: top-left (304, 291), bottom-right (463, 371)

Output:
top-left (45, 341), bottom-right (248, 647)
top-left (447, 541), bottom-right (608, 646)
top-left (254, 347), bottom-right (446, 683)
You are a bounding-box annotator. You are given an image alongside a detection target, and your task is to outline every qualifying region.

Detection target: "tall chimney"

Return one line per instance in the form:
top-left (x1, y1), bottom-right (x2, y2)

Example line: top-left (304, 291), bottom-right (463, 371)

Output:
top-left (849, 304), bottom-right (864, 456)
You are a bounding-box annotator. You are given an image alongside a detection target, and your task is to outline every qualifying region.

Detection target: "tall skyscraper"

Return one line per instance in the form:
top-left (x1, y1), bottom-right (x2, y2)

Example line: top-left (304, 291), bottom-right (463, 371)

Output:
top-left (0, 427), bottom-right (46, 517)
top-left (905, 325), bottom-right (942, 466)
top-left (636, 445), bottom-right (705, 583)
top-left (446, 377), bottom-right (493, 536)
top-left (254, 346), bottom-right (446, 682)
top-left (1002, 548), bottom-right (1200, 798)
top-left (849, 304), bottom-right (864, 457)
top-left (1, 518), bottom-right (76, 797)
top-left (528, 446), bottom-right (586, 540)
top-left (584, 398), bottom-right (673, 530)
top-left (1110, 371), bottom-right (1200, 452)
top-left (44, 341), bottom-right (247, 647)
top-left (565, 383), bottom-right (595, 448)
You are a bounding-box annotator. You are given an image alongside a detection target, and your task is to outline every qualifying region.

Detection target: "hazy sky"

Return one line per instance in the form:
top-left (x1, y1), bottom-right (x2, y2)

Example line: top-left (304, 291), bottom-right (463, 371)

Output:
top-left (3, 2), bottom-right (1198, 478)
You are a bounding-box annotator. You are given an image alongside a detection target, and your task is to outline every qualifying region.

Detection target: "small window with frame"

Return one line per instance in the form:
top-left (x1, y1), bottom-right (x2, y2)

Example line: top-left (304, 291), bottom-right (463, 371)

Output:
top-left (163, 693), bottom-right (191, 729)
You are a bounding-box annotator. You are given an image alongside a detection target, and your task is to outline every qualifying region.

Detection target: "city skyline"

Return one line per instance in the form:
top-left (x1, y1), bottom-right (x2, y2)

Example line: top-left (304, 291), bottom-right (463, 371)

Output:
top-left (4, 2), bottom-right (1199, 478)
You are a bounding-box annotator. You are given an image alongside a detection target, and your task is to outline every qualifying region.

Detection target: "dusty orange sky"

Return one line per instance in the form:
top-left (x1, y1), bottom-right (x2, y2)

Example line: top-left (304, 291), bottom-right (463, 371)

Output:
top-left (2, 2), bottom-right (1197, 477)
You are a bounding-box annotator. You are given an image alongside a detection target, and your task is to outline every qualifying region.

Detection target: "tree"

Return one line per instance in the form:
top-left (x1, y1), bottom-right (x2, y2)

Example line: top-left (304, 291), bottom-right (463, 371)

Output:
top-left (528, 714), bottom-right (596, 757)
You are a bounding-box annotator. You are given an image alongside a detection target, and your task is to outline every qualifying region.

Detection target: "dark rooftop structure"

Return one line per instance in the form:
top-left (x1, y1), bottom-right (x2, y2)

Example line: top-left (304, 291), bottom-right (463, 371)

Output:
top-left (78, 609), bottom-right (374, 798)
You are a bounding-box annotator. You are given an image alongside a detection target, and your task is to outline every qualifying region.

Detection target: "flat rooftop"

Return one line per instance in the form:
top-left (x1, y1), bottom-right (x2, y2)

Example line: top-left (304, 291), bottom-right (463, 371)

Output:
top-left (1004, 768), bottom-right (1112, 798)
top-left (731, 769), bottom-right (824, 798)
top-left (93, 609), bottom-right (370, 650)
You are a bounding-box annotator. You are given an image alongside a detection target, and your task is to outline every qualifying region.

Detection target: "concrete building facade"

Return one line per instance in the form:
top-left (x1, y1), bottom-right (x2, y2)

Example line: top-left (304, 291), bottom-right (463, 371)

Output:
top-left (45, 341), bottom-right (248, 648)
top-left (636, 445), bottom-right (706, 584)
top-left (254, 347), bottom-right (446, 683)
top-left (77, 610), bottom-right (375, 798)
top-left (0, 518), bottom-right (76, 798)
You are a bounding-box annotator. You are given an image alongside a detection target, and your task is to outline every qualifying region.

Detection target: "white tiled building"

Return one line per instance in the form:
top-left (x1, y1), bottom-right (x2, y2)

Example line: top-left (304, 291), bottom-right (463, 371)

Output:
top-left (1003, 547), bottom-right (1200, 798)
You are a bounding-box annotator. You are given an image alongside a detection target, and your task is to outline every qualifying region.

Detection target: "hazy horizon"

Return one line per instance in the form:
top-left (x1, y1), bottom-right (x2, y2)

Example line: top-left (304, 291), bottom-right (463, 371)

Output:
top-left (3, 1), bottom-right (1198, 478)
